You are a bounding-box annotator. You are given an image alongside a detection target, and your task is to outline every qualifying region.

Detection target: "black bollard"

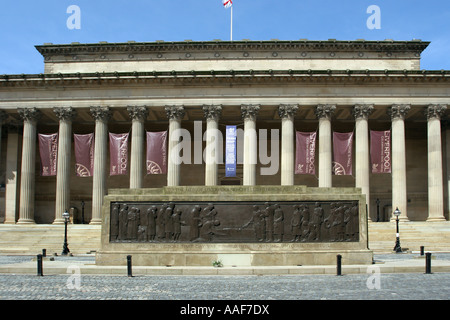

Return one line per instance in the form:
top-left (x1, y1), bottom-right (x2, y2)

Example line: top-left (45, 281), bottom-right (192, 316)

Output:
top-left (37, 254), bottom-right (43, 276)
top-left (127, 255), bottom-right (132, 277)
top-left (420, 246), bottom-right (424, 256)
top-left (42, 249), bottom-right (46, 257)
top-left (336, 254), bottom-right (342, 276)
top-left (425, 252), bottom-right (432, 274)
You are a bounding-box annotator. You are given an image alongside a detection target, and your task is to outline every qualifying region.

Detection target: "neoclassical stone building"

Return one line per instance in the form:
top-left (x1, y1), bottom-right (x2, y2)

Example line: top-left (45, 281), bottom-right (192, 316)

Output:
top-left (0, 39), bottom-right (448, 224)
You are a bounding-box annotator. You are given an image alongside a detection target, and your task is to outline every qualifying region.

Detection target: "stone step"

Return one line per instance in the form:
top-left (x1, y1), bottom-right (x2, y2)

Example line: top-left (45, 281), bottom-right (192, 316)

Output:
top-left (0, 224), bottom-right (101, 255)
top-left (0, 222), bottom-right (448, 255)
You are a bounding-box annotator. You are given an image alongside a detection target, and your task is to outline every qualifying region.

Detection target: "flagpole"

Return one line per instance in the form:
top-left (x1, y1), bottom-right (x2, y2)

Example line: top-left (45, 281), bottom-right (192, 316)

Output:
top-left (230, 5), bottom-right (233, 41)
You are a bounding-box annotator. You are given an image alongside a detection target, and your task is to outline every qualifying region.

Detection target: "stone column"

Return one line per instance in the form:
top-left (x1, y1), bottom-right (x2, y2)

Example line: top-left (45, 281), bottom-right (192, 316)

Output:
top-left (278, 104), bottom-right (298, 186)
top-left (203, 105), bottom-right (222, 186)
top-left (127, 106), bottom-right (148, 189)
top-left (4, 127), bottom-right (20, 224)
top-left (17, 108), bottom-right (41, 224)
top-left (165, 105), bottom-right (185, 187)
top-left (426, 104), bottom-right (447, 221)
top-left (0, 111), bottom-right (7, 167)
top-left (353, 104), bottom-right (374, 220)
top-left (315, 104), bottom-right (335, 188)
top-left (90, 106), bottom-right (112, 225)
top-left (241, 105), bottom-right (260, 186)
top-left (53, 107), bottom-right (77, 224)
top-left (388, 104), bottom-right (410, 221)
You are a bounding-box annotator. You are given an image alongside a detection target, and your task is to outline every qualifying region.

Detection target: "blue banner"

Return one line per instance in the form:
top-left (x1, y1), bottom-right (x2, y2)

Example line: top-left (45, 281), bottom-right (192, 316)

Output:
top-left (225, 125), bottom-right (237, 177)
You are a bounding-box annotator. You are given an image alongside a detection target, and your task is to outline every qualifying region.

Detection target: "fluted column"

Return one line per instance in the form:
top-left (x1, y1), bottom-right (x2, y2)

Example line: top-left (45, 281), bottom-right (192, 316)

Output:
top-left (388, 104), bottom-right (410, 221)
top-left (203, 105), bottom-right (222, 186)
top-left (241, 105), bottom-right (260, 186)
top-left (0, 111), bottom-right (7, 169)
top-left (90, 106), bottom-right (112, 224)
top-left (353, 104), bottom-right (374, 220)
top-left (127, 106), bottom-right (148, 189)
top-left (315, 104), bottom-right (335, 188)
top-left (53, 107), bottom-right (77, 224)
top-left (278, 104), bottom-right (298, 185)
top-left (165, 105), bottom-right (185, 186)
top-left (17, 108), bottom-right (41, 224)
top-left (4, 127), bottom-right (20, 224)
top-left (426, 104), bottom-right (447, 221)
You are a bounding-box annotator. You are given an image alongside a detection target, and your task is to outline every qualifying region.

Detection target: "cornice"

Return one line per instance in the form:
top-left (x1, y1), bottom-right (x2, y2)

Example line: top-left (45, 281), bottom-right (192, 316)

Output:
top-left (35, 40), bottom-right (430, 56)
top-left (1, 69), bottom-right (449, 88)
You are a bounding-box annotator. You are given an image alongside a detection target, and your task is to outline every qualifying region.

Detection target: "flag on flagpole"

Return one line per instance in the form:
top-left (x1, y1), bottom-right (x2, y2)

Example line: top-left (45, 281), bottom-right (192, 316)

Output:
top-left (223, 0), bottom-right (233, 8)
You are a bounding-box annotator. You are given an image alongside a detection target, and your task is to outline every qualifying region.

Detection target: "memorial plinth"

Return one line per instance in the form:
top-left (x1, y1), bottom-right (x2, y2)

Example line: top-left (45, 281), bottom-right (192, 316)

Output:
top-left (95, 186), bottom-right (373, 266)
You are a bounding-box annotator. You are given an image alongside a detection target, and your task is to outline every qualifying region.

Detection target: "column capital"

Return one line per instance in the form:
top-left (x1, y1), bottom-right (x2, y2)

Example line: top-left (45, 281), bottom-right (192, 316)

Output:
top-left (353, 104), bottom-right (374, 120)
top-left (53, 107), bottom-right (77, 121)
top-left (127, 105), bottom-right (149, 121)
top-left (425, 104), bottom-right (447, 120)
top-left (241, 104), bottom-right (260, 121)
top-left (0, 110), bottom-right (8, 124)
top-left (278, 104), bottom-right (298, 119)
top-left (315, 104), bottom-right (336, 120)
top-left (388, 104), bottom-right (410, 120)
top-left (203, 105), bottom-right (222, 121)
top-left (18, 107), bottom-right (41, 122)
top-left (165, 105), bottom-right (185, 120)
top-left (90, 106), bottom-right (112, 121)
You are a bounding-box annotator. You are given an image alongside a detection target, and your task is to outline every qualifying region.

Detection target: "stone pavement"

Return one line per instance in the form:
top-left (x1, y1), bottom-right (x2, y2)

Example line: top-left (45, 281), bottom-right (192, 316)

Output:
top-left (1, 252), bottom-right (450, 276)
top-left (0, 253), bottom-right (448, 303)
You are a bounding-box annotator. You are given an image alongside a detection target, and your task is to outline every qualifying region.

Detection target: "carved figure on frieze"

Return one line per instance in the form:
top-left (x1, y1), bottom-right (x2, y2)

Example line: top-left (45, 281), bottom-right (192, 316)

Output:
top-left (189, 205), bottom-right (202, 241)
top-left (156, 204), bottom-right (167, 240)
top-left (194, 203), bottom-right (222, 242)
top-left (308, 202), bottom-right (324, 241)
top-left (164, 203), bottom-right (175, 240)
top-left (118, 204), bottom-right (129, 241)
top-left (335, 204), bottom-right (346, 242)
top-left (127, 207), bottom-right (140, 240)
top-left (197, 218), bottom-right (221, 242)
top-left (147, 206), bottom-right (157, 241)
top-left (263, 202), bottom-right (275, 242)
top-left (350, 201), bottom-right (359, 240)
top-left (344, 205), bottom-right (353, 241)
top-left (291, 205), bottom-right (301, 241)
top-left (110, 203), bottom-right (120, 241)
top-left (200, 203), bottom-right (217, 223)
top-left (242, 205), bottom-right (266, 242)
top-left (137, 206), bottom-right (149, 241)
top-left (273, 204), bottom-right (284, 242)
top-left (325, 202), bottom-right (337, 241)
top-left (300, 204), bottom-right (311, 242)
top-left (172, 207), bottom-right (185, 241)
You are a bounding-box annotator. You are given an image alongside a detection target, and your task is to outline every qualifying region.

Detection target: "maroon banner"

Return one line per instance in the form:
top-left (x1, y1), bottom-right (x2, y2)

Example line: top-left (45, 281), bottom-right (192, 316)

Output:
top-left (146, 131), bottom-right (167, 174)
top-left (38, 133), bottom-right (58, 176)
top-left (109, 132), bottom-right (129, 176)
top-left (370, 130), bottom-right (391, 174)
top-left (74, 133), bottom-right (95, 177)
top-left (295, 131), bottom-right (317, 175)
top-left (333, 131), bottom-right (353, 175)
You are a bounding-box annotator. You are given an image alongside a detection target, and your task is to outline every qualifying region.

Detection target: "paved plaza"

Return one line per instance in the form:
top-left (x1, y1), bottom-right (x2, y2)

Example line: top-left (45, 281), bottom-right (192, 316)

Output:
top-left (0, 254), bottom-right (449, 301)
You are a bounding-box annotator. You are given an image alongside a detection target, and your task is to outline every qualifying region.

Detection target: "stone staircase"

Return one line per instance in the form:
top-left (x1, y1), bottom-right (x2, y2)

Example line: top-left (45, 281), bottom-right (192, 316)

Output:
top-left (0, 222), bottom-right (449, 256)
top-left (368, 221), bottom-right (450, 253)
top-left (0, 224), bottom-right (101, 256)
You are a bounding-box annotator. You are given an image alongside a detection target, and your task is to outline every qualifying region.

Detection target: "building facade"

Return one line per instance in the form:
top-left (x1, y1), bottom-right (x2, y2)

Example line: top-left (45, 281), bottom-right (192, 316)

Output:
top-left (0, 40), bottom-right (448, 224)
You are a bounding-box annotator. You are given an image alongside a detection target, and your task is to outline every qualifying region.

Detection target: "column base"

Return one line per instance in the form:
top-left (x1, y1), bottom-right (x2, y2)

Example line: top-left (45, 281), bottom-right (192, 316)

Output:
top-left (89, 219), bottom-right (102, 225)
top-left (16, 219), bottom-right (36, 225)
top-left (52, 218), bottom-right (65, 225)
top-left (426, 217), bottom-right (447, 222)
top-left (390, 216), bottom-right (410, 222)
top-left (3, 220), bottom-right (17, 224)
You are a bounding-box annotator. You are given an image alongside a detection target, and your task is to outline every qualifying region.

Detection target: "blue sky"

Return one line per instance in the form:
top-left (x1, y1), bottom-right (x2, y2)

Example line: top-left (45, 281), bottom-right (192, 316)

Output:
top-left (0, 0), bottom-right (449, 74)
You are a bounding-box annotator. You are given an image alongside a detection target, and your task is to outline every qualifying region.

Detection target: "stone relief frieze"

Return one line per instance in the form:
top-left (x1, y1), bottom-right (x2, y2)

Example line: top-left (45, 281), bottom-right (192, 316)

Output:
top-left (109, 201), bottom-right (360, 243)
